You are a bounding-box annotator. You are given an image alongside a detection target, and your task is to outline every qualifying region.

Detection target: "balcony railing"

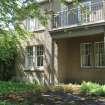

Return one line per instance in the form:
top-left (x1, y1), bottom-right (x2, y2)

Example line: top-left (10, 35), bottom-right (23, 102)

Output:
top-left (52, 1), bottom-right (105, 29)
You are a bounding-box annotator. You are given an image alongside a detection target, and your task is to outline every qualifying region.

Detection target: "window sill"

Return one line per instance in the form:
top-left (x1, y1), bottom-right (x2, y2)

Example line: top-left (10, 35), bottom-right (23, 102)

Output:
top-left (81, 66), bottom-right (94, 69)
top-left (81, 66), bottom-right (105, 69)
top-left (33, 28), bottom-right (45, 32)
top-left (24, 67), bottom-right (45, 72)
top-left (95, 66), bottom-right (105, 69)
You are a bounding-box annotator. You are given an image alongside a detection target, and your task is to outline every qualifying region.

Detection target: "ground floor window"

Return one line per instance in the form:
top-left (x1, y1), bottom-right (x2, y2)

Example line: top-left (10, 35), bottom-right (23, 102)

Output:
top-left (26, 46), bottom-right (33, 67)
top-left (95, 42), bottom-right (105, 68)
top-left (80, 41), bottom-right (105, 68)
top-left (36, 45), bottom-right (44, 67)
top-left (25, 45), bottom-right (44, 69)
top-left (80, 43), bottom-right (93, 68)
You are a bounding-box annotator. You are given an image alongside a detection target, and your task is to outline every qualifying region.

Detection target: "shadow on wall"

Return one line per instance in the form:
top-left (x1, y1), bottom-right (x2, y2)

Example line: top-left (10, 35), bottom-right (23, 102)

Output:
top-left (14, 32), bottom-right (58, 85)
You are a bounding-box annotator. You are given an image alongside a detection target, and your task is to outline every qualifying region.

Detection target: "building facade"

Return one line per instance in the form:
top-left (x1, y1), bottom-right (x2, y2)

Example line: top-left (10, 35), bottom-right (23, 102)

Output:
top-left (16, 0), bottom-right (105, 84)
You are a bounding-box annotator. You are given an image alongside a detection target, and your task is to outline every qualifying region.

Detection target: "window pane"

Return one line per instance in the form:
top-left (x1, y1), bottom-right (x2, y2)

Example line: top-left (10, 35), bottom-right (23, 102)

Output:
top-left (26, 46), bottom-right (33, 67)
top-left (80, 43), bottom-right (93, 67)
top-left (95, 42), bottom-right (105, 67)
top-left (36, 45), bottom-right (44, 67)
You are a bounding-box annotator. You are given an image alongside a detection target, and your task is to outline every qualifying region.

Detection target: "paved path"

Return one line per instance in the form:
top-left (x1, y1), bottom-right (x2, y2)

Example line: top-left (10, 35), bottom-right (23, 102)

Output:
top-left (40, 92), bottom-right (105, 105)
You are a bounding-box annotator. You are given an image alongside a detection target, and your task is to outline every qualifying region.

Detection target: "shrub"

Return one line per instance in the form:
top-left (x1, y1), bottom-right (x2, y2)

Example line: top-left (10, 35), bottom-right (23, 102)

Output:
top-left (80, 81), bottom-right (105, 96)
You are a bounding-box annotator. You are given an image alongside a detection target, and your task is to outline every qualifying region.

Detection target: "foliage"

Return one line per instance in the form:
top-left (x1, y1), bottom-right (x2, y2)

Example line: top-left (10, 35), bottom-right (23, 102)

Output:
top-left (50, 82), bottom-right (105, 96)
top-left (0, 0), bottom-right (47, 80)
top-left (0, 81), bottom-right (47, 105)
top-left (80, 81), bottom-right (105, 96)
top-left (0, 0), bottom-right (47, 62)
top-left (0, 31), bottom-right (17, 80)
top-left (0, 0), bottom-right (47, 29)
top-left (0, 81), bottom-right (34, 95)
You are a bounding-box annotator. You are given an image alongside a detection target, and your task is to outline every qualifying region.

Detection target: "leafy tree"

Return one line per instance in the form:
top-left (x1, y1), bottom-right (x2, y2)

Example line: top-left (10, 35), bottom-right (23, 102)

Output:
top-left (0, 0), bottom-right (47, 80)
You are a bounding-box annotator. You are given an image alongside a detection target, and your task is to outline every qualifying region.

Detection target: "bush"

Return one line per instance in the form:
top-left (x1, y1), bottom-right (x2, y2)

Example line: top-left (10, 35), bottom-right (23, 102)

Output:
top-left (80, 81), bottom-right (105, 96)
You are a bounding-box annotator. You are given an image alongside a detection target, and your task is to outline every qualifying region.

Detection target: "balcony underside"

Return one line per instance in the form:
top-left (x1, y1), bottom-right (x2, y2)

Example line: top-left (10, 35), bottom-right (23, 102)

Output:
top-left (50, 22), bottom-right (105, 39)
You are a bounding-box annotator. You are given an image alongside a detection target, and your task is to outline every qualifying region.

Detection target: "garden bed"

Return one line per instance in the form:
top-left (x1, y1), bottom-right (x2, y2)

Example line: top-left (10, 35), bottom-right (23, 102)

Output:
top-left (0, 81), bottom-right (105, 105)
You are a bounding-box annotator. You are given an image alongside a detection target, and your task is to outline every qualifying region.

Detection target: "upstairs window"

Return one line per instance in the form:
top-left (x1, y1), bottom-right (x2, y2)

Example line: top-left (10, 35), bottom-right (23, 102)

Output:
top-left (26, 18), bottom-right (44, 32)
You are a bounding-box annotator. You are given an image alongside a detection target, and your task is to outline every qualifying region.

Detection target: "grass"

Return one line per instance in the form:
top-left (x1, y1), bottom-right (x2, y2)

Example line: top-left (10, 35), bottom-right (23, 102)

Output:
top-left (0, 81), bottom-right (105, 105)
top-left (0, 81), bottom-right (34, 95)
top-left (0, 81), bottom-right (46, 105)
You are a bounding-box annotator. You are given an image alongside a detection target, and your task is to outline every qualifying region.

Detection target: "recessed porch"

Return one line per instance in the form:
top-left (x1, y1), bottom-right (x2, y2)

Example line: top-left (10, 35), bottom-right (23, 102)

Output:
top-left (54, 34), bottom-right (105, 83)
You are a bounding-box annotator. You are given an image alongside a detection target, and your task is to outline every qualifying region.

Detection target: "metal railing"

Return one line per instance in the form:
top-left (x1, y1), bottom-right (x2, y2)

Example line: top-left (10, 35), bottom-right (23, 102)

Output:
top-left (52, 1), bottom-right (105, 29)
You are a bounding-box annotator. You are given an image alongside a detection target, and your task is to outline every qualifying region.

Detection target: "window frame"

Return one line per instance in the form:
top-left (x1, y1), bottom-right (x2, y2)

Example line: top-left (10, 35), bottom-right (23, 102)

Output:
top-left (35, 45), bottom-right (45, 68)
top-left (80, 42), bottom-right (93, 68)
top-left (94, 41), bottom-right (105, 68)
top-left (26, 18), bottom-right (45, 32)
top-left (25, 45), bottom-right (44, 70)
top-left (80, 41), bottom-right (105, 69)
top-left (25, 46), bottom-right (33, 68)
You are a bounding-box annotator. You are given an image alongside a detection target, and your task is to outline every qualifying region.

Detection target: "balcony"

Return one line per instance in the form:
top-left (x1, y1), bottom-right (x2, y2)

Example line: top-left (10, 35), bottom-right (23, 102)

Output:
top-left (52, 1), bottom-right (105, 30)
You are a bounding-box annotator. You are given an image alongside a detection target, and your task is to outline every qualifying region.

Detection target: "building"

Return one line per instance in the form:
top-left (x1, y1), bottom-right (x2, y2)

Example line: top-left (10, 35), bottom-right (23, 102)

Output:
top-left (16, 0), bottom-right (105, 84)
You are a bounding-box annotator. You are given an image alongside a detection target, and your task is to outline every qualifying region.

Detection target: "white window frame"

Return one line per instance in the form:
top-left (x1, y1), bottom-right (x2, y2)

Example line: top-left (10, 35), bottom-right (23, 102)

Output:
top-left (25, 46), bottom-right (33, 68)
top-left (35, 45), bottom-right (44, 68)
top-left (25, 45), bottom-right (44, 70)
top-left (80, 42), bottom-right (93, 68)
top-left (26, 18), bottom-right (45, 32)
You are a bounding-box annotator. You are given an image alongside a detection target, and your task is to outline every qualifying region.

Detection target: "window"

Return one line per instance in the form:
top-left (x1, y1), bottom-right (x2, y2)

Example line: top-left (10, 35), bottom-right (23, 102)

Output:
top-left (95, 42), bottom-right (105, 67)
top-left (25, 45), bottom-right (44, 69)
top-left (80, 41), bottom-right (105, 68)
top-left (26, 46), bottom-right (33, 68)
top-left (36, 46), bottom-right (44, 67)
top-left (80, 43), bottom-right (93, 68)
top-left (26, 18), bottom-right (44, 32)
top-left (26, 18), bottom-right (35, 32)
